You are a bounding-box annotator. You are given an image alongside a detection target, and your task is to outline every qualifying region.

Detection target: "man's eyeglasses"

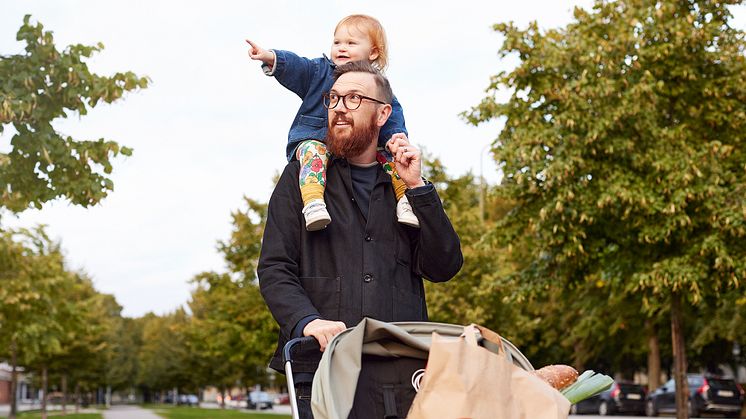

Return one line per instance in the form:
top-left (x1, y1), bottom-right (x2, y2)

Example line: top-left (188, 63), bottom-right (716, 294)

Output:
top-left (323, 92), bottom-right (388, 110)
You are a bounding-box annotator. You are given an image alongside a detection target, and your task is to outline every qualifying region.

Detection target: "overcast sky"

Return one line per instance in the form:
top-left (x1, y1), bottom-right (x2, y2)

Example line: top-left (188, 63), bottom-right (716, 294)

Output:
top-left (2, 1), bottom-right (744, 317)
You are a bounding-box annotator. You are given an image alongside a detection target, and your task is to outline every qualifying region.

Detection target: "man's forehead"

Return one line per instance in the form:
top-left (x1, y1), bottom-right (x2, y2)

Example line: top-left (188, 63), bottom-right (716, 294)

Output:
top-left (331, 72), bottom-right (376, 94)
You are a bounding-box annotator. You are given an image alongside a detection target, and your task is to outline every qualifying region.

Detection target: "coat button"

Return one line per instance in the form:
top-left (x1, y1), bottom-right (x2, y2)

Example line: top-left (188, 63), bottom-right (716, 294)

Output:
top-left (365, 235), bottom-right (372, 242)
top-left (363, 274), bottom-right (373, 282)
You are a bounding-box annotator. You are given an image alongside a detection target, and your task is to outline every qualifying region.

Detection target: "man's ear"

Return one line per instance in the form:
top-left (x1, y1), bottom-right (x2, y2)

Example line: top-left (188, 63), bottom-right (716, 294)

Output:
top-left (376, 104), bottom-right (392, 127)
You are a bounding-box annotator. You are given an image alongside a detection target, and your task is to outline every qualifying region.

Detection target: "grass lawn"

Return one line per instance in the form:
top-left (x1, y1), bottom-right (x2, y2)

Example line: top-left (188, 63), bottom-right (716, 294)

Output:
top-left (14, 413), bottom-right (102, 419)
top-left (151, 406), bottom-right (290, 419)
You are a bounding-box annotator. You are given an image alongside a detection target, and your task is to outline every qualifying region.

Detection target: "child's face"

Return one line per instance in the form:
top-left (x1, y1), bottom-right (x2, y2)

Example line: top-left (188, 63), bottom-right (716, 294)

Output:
top-left (331, 25), bottom-right (379, 66)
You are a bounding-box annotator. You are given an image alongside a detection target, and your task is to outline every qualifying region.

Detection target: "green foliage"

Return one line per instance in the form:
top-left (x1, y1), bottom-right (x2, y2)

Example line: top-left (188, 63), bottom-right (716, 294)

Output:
top-left (463, 0), bottom-right (745, 373)
top-left (0, 227), bottom-right (68, 364)
top-left (466, 0), bottom-right (745, 303)
top-left (128, 197), bottom-right (276, 394)
top-left (105, 316), bottom-right (143, 391)
top-left (42, 274), bottom-right (118, 393)
top-left (0, 226), bottom-right (126, 416)
top-left (137, 310), bottom-right (192, 392)
top-left (457, 0), bottom-right (746, 384)
top-left (0, 15), bottom-right (148, 212)
top-left (422, 157), bottom-right (516, 328)
top-left (217, 197), bottom-right (268, 283)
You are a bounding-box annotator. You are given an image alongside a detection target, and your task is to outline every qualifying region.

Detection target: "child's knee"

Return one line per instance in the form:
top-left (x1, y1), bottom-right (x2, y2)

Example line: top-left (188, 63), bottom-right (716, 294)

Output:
top-left (296, 140), bottom-right (327, 160)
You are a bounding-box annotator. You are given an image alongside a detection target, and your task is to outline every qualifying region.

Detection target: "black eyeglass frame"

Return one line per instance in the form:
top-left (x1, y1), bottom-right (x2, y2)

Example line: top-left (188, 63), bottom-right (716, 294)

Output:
top-left (322, 92), bottom-right (388, 110)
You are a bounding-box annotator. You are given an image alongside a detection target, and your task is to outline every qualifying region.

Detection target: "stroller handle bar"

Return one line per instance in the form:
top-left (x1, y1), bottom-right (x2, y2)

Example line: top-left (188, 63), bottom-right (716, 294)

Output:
top-left (283, 336), bottom-right (320, 364)
top-left (284, 336), bottom-right (320, 419)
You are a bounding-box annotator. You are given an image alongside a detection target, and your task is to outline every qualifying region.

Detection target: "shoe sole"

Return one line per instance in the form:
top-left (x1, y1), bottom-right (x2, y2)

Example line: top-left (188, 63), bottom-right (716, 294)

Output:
top-left (398, 216), bottom-right (420, 228)
top-left (306, 216), bottom-right (331, 231)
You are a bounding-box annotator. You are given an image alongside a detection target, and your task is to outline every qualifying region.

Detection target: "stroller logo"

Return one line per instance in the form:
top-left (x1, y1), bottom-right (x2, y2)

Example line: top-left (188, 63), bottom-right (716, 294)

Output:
top-left (411, 368), bottom-right (426, 392)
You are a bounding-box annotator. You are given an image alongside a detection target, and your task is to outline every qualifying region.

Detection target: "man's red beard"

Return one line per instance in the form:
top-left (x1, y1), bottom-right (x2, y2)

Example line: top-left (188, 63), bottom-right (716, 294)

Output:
top-left (326, 112), bottom-right (378, 158)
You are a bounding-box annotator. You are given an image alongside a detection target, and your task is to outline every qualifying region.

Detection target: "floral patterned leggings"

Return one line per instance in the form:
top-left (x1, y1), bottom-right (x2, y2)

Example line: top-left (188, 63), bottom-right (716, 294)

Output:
top-left (296, 139), bottom-right (407, 207)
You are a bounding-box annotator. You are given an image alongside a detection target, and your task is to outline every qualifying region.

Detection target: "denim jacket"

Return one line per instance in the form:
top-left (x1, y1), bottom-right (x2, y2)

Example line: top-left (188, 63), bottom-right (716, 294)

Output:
top-left (264, 49), bottom-right (408, 161)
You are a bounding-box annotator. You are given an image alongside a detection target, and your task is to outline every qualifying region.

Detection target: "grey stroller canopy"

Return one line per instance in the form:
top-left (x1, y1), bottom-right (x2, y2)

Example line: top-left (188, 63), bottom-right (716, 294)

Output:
top-left (309, 318), bottom-right (534, 419)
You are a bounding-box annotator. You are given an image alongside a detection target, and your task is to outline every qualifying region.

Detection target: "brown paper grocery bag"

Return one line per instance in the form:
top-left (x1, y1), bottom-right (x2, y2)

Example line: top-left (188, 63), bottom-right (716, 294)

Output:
top-left (407, 324), bottom-right (570, 419)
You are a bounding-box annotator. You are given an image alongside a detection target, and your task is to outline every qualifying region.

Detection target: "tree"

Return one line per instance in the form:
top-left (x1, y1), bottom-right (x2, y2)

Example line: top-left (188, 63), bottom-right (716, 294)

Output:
top-left (105, 316), bottom-right (142, 397)
top-left (218, 197), bottom-right (268, 281)
top-left (187, 272), bottom-right (273, 405)
top-left (49, 278), bottom-right (124, 412)
top-left (185, 198), bottom-right (277, 403)
top-left (137, 311), bottom-right (191, 400)
top-left (420, 158), bottom-right (646, 373)
top-left (0, 227), bottom-right (68, 419)
top-left (420, 158), bottom-right (518, 328)
top-left (465, 1), bottom-right (745, 417)
top-left (0, 15), bottom-right (148, 213)
top-left (215, 197), bottom-right (278, 383)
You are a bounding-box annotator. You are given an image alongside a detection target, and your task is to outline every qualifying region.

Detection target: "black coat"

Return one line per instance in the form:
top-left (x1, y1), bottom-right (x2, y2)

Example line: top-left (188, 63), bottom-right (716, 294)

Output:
top-left (258, 158), bottom-right (463, 373)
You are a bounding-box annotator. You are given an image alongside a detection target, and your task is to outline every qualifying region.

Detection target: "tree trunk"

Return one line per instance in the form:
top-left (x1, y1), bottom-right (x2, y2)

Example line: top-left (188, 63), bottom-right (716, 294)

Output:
top-left (671, 293), bottom-right (689, 419)
top-left (572, 341), bottom-right (586, 372)
top-left (61, 374), bottom-right (68, 415)
top-left (220, 387), bottom-right (226, 409)
top-left (41, 366), bottom-right (48, 419)
top-left (106, 385), bottom-right (111, 408)
top-left (9, 340), bottom-right (18, 419)
top-left (75, 383), bottom-right (80, 414)
top-left (173, 386), bottom-right (178, 406)
top-left (646, 319), bottom-right (661, 391)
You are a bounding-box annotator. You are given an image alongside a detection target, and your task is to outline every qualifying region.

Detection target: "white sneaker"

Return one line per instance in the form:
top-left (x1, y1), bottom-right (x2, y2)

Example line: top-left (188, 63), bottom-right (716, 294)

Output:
top-left (302, 199), bottom-right (331, 231)
top-left (396, 195), bottom-right (420, 228)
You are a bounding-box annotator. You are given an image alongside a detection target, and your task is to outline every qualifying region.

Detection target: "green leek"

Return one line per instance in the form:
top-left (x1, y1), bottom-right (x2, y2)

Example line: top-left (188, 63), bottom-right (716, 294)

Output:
top-left (560, 370), bottom-right (614, 404)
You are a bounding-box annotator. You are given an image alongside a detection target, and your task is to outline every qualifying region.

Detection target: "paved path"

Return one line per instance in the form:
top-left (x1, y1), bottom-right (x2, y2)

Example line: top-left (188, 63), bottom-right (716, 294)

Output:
top-left (103, 405), bottom-right (161, 419)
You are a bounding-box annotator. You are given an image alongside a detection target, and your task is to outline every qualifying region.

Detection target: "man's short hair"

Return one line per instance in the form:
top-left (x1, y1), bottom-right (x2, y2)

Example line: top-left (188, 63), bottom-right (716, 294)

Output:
top-left (332, 61), bottom-right (394, 104)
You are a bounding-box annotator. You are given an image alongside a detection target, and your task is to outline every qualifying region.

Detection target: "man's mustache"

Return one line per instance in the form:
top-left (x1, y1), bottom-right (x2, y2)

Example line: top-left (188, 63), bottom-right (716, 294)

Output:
top-left (332, 115), bottom-right (353, 125)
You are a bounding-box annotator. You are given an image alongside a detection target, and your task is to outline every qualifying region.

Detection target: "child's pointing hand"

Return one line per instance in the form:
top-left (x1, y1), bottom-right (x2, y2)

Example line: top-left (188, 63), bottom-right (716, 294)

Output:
top-left (246, 39), bottom-right (275, 66)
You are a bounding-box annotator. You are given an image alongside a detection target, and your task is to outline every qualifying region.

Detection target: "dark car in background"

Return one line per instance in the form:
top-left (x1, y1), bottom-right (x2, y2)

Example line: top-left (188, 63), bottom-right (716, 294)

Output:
top-left (646, 374), bottom-right (744, 417)
top-left (570, 382), bottom-right (646, 415)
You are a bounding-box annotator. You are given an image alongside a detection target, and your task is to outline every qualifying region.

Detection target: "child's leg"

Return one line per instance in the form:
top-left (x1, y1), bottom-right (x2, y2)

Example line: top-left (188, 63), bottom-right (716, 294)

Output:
top-left (376, 149), bottom-right (407, 200)
top-left (296, 140), bottom-right (331, 231)
top-left (376, 148), bottom-right (420, 228)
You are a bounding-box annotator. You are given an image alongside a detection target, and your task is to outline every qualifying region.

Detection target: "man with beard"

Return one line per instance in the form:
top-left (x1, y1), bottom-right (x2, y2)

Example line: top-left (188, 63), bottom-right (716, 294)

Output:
top-left (258, 61), bottom-right (462, 418)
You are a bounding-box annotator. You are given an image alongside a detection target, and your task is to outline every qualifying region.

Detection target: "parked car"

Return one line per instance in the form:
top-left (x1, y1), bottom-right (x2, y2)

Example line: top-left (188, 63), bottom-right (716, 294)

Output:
top-left (164, 393), bottom-right (199, 406)
top-left (570, 381), bottom-right (646, 416)
top-left (248, 390), bottom-right (273, 410)
top-left (178, 394), bottom-right (199, 406)
top-left (646, 374), bottom-right (744, 417)
top-left (274, 393), bottom-right (290, 405)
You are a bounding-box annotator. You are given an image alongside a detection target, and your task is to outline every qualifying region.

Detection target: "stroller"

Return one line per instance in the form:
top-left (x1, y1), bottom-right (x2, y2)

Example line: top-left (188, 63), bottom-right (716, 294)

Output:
top-left (283, 318), bottom-right (534, 419)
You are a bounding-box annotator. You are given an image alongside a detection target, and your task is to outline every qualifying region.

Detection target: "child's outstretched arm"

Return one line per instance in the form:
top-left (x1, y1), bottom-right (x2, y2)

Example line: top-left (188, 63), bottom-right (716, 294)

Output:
top-left (246, 39), bottom-right (275, 68)
top-left (246, 40), bottom-right (318, 100)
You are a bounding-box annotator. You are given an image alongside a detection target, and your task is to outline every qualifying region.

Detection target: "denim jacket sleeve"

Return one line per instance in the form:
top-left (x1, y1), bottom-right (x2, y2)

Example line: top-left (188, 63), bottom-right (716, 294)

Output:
top-left (378, 94), bottom-right (408, 145)
top-left (271, 49), bottom-right (319, 99)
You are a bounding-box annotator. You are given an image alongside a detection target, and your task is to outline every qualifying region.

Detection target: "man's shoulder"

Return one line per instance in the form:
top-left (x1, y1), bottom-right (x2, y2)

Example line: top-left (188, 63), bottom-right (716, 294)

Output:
top-left (279, 160), bottom-right (301, 180)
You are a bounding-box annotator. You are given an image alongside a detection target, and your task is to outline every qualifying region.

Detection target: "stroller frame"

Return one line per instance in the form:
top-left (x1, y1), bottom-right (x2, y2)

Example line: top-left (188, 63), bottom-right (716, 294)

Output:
top-left (282, 321), bottom-right (534, 419)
